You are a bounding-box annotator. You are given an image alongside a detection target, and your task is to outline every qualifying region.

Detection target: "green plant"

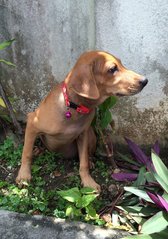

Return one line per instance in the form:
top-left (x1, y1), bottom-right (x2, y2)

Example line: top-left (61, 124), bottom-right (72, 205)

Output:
top-left (93, 96), bottom-right (117, 131)
top-left (33, 151), bottom-right (62, 174)
top-left (0, 137), bottom-right (110, 221)
top-left (92, 96), bottom-right (117, 159)
top-left (120, 153), bottom-right (168, 238)
top-left (0, 39), bottom-right (15, 110)
top-left (94, 160), bottom-right (109, 179)
top-left (0, 39), bottom-right (22, 137)
top-left (0, 181), bottom-right (49, 214)
top-left (110, 139), bottom-right (168, 238)
top-left (0, 39), bottom-right (15, 66)
top-left (0, 137), bottom-right (22, 167)
top-left (57, 187), bottom-right (105, 225)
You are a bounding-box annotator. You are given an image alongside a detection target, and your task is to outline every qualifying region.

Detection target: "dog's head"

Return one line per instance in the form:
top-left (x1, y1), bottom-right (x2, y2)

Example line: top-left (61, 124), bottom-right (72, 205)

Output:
top-left (69, 51), bottom-right (148, 102)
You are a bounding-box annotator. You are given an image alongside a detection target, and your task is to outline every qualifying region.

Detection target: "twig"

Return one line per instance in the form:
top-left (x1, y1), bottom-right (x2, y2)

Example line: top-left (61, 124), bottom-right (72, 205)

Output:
top-left (98, 189), bottom-right (124, 216)
top-left (0, 82), bottom-right (22, 138)
top-left (99, 127), bottom-right (113, 157)
top-left (0, 165), bottom-right (10, 173)
top-left (98, 126), bottom-right (117, 169)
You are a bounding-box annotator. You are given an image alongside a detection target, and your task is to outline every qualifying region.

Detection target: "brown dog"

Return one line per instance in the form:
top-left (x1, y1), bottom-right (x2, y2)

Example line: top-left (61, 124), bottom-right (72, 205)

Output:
top-left (16, 51), bottom-right (148, 192)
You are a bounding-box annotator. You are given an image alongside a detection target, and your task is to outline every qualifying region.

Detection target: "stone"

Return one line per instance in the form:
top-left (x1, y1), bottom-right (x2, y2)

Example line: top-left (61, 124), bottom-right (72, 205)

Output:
top-left (0, 210), bottom-right (130, 239)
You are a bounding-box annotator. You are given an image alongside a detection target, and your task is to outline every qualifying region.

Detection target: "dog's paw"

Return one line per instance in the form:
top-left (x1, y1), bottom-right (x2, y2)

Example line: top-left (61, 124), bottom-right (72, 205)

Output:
top-left (16, 167), bottom-right (32, 186)
top-left (81, 176), bottom-right (101, 193)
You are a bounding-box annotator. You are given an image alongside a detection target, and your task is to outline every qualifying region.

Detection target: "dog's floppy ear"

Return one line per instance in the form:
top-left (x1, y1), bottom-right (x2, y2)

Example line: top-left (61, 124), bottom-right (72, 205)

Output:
top-left (69, 63), bottom-right (100, 99)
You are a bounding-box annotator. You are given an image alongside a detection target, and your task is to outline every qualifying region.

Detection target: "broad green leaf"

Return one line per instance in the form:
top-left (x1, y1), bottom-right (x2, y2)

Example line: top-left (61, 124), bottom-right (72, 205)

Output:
top-left (86, 205), bottom-right (97, 218)
top-left (162, 193), bottom-right (168, 202)
top-left (66, 205), bottom-right (81, 217)
top-left (73, 207), bottom-right (81, 217)
top-left (57, 187), bottom-right (81, 203)
top-left (154, 173), bottom-right (168, 193)
top-left (152, 228), bottom-right (168, 238)
top-left (0, 59), bottom-right (15, 66)
top-left (95, 218), bottom-right (106, 226)
top-left (117, 205), bottom-right (159, 217)
top-left (117, 152), bottom-right (140, 166)
top-left (99, 96), bottom-right (117, 111)
top-left (141, 211), bottom-right (168, 234)
top-left (81, 194), bottom-right (98, 207)
top-left (100, 109), bottom-right (112, 129)
top-left (121, 195), bottom-right (139, 206)
top-left (0, 97), bottom-right (6, 108)
top-left (0, 39), bottom-right (15, 50)
top-left (75, 197), bottom-right (82, 208)
top-left (38, 203), bottom-right (46, 212)
top-left (66, 205), bottom-right (75, 217)
top-left (122, 229), bottom-right (168, 239)
top-left (124, 187), bottom-right (153, 203)
top-left (134, 166), bottom-right (146, 187)
top-left (151, 152), bottom-right (168, 184)
top-left (145, 172), bottom-right (156, 183)
top-left (131, 215), bottom-right (145, 225)
top-left (122, 230), bottom-right (168, 239)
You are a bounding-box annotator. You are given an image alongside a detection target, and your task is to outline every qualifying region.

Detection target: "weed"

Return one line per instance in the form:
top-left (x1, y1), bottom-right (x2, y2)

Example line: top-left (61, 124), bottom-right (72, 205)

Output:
top-left (93, 160), bottom-right (110, 180)
top-left (57, 187), bottom-right (105, 225)
top-left (0, 181), bottom-right (49, 214)
top-left (0, 137), bottom-right (22, 167)
top-left (94, 96), bottom-right (117, 130)
top-left (0, 137), bottom-right (109, 223)
top-left (34, 151), bottom-right (60, 174)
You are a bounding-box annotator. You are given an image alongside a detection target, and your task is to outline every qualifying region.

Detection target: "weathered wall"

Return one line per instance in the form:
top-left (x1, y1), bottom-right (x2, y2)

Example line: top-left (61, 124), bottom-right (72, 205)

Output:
top-left (95, 0), bottom-right (168, 145)
top-left (0, 0), bottom-right (168, 146)
top-left (0, 0), bottom-right (95, 114)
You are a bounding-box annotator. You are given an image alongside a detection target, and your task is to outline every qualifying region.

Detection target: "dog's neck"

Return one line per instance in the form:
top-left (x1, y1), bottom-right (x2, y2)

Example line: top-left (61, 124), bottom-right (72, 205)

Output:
top-left (62, 82), bottom-right (92, 115)
top-left (64, 83), bottom-right (99, 110)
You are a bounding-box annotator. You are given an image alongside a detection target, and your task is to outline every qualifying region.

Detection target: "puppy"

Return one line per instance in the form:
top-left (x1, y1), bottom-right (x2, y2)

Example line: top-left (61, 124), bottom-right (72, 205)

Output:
top-left (16, 51), bottom-right (148, 192)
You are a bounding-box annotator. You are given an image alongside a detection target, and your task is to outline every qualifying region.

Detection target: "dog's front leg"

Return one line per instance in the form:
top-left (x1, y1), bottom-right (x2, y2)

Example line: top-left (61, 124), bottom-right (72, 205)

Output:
top-left (77, 130), bottom-right (101, 192)
top-left (16, 115), bottom-right (37, 184)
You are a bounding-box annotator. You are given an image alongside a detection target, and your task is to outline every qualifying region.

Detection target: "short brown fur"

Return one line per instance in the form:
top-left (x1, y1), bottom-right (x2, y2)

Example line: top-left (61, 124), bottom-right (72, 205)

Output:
top-left (16, 51), bottom-right (147, 192)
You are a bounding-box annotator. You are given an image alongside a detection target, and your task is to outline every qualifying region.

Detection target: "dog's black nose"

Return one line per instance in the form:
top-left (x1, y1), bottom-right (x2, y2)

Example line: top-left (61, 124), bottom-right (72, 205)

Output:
top-left (139, 78), bottom-right (148, 87)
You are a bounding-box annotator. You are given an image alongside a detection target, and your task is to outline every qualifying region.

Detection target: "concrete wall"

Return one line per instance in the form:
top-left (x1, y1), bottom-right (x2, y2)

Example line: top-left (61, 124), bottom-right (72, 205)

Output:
top-left (0, 0), bottom-right (168, 146)
top-left (95, 0), bottom-right (168, 145)
top-left (0, 0), bottom-right (95, 112)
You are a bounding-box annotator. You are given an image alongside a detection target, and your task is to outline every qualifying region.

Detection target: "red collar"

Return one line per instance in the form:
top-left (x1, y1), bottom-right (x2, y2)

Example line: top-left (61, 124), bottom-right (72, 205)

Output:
top-left (62, 82), bottom-right (91, 115)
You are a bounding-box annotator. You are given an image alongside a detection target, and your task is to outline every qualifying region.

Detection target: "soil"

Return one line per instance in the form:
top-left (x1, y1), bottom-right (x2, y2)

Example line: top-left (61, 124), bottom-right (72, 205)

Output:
top-left (0, 145), bottom-right (121, 206)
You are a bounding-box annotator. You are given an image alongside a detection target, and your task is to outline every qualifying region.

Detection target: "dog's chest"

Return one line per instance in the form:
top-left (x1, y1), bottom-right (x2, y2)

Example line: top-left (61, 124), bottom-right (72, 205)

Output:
top-left (43, 119), bottom-right (88, 148)
top-left (64, 122), bottom-right (84, 136)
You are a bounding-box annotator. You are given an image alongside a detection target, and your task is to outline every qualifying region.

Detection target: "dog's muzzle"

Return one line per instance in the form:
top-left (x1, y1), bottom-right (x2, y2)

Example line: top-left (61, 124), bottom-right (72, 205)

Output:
top-left (139, 78), bottom-right (148, 89)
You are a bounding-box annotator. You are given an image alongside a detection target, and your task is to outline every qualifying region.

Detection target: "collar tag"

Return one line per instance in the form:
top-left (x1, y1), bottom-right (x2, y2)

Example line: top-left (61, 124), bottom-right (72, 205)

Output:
top-left (77, 105), bottom-right (90, 114)
top-left (62, 82), bottom-right (91, 115)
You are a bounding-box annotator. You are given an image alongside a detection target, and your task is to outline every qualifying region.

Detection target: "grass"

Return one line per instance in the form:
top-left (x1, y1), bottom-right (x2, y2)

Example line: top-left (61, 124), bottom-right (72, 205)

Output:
top-left (0, 137), bottom-right (115, 224)
top-left (3, 136), bottom-right (167, 237)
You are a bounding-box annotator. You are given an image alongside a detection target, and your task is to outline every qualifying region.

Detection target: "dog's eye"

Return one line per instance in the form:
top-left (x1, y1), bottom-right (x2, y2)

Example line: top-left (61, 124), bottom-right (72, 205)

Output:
top-left (108, 66), bottom-right (118, 74)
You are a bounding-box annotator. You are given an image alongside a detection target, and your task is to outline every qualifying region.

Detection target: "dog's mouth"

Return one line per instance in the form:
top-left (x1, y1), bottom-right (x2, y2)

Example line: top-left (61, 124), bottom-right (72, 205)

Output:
top-left (116, 87), bottom-right (143, 97)
top-left (116, 93), bottom-right (126, 97)
top-left (114, 79), bottom-right (148, 97)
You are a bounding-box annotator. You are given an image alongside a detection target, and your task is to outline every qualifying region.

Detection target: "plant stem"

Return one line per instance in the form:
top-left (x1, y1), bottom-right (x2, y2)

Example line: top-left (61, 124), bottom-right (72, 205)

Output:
top-left (98, 189), bottom-right (124, 216)
top-left (98, 127), bottom-right (117, 169)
